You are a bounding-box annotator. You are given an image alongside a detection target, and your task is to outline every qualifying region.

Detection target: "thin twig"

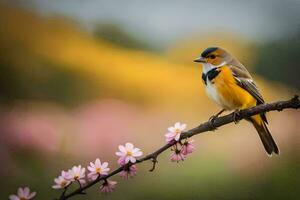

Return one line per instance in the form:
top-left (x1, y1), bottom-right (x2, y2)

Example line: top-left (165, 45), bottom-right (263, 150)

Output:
top-left (148, 155), bottom-right (158, 172)
top-left (57, 95), bottom-right (300, 200)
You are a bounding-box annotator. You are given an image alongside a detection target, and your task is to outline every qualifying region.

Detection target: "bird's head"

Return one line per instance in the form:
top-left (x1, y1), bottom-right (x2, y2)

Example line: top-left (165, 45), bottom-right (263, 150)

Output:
top-left (194, 47), bottom-right (231, 67)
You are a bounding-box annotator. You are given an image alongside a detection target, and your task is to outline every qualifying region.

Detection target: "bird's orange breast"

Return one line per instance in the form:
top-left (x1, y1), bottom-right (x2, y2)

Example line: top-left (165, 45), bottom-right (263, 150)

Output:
top-left (207, 66), bottom-right (256, 110)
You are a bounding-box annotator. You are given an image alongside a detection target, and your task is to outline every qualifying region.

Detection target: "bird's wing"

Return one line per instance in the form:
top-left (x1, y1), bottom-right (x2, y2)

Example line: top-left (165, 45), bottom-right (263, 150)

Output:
top-left (229, 65), bottom-right (265, 104)
top-left (229, 64), bottom-right (268, 123)
top-left (236, 77), bottom-right (265, 104)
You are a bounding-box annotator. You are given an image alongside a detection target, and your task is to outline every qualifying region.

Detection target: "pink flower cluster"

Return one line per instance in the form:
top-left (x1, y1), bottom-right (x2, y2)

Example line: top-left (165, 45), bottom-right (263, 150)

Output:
top-left (52, 165), bottom-right (87, 190)
top-left (170, 140), bottom-right (195, 162)
top-left (116, 143), bottom-right (142, 179)
top-left (166, 122), bottom-right (195, 162)
top-left (51, 142), bottom-right (143, 195)
top-left (51, 159), bottom-right (112, 194)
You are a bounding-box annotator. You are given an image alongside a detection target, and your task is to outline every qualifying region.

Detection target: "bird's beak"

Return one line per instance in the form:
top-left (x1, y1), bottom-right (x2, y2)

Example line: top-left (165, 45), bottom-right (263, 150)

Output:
top-left (194, 56), bottom-right (206, 63)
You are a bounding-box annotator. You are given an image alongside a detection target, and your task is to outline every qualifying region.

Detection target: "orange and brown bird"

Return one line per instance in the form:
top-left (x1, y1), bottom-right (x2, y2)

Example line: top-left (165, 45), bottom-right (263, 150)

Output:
top-left (194, 47), bottom-right (279, 155)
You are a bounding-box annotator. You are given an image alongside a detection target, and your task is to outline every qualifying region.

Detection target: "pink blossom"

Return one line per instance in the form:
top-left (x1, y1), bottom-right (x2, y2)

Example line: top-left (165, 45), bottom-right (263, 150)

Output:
top-left (87, 158), bottom-right (110, 181)
top-left (52, 170), bottom-right (71, 189)
top-left (165, 122), bottom-right (186, 143)
top-left (182, 140), bottom-right (195, 155)
top-left (115, 143), bottom-right (143, 164)
top-left (67, 165), bottom-right (86, 185)
top-left (170, 149), bottom-right (186, 162)
top-left (9, 187), bottom-right (36, 200)
top-left (120, 165), bottom-right (138, 179)
top-left (117, 156), bottom-right (126, 166)
top-left (61, 170), bottom-right (71, 179)
top-left (100, 180), bottom-right (117, 194)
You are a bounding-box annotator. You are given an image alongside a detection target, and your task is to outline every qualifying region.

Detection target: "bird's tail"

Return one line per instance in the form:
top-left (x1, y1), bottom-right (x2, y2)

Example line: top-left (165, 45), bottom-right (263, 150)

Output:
top-left (250, 115), bottom-right (279, 155)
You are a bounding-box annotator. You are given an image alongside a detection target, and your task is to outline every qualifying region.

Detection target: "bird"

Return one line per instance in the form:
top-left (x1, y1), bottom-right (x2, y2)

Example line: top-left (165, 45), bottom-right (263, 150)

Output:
top-left (194, 47), bottom-right (279, 155)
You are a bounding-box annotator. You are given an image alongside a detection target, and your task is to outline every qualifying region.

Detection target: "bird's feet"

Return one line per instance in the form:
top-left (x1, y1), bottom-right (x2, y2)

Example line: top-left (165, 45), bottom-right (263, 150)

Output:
top-left (208, 117), bottom-right (218, 131)
top-left (208, 116), bottom-right (217, 130)
top-left (208, 109), bottom-right (225, 131)
top-left (232, 110), bottom-right (241, 124)
top-left (208, 114), bottom-right (217, 124)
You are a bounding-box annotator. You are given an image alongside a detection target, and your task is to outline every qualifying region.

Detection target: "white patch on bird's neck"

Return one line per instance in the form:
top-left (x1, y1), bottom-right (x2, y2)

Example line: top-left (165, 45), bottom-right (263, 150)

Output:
top-left (202, 63), bottom-right (214, 74)
top-left (202, 61), bottom-right (228, 109)
top-left (202, 61), bottom-right (227, 74)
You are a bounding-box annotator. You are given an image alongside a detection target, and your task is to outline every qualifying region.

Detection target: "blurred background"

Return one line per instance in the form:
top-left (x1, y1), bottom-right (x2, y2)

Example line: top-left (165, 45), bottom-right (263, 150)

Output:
top-left (0, 0), bottom-right (299, 199)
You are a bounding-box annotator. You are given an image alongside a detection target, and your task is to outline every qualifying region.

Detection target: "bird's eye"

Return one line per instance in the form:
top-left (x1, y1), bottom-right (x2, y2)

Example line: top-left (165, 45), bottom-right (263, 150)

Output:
top-left (209, 55), bottom-right (216, 59)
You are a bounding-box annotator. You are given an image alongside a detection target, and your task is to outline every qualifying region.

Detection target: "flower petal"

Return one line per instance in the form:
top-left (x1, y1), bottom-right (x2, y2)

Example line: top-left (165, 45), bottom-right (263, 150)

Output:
top-left (28, 191), bottom-right (36, 199)
top-left (116, 152), bottom-right (125, 156)
top-left (180, 123), bottom-right (187, 130)
top-left (174, 122), bottom-right (181, 128)
top-left (125, 156), bottom-right (130, 164)
top-left (131, 148), bottom-right (140, 153)
top-left (132, 151), bottom-right (143, 157)
top-left (168, 127), bottom-right (176, 132)
top-left (23, 187), bottom-right (30, 197)
top-left (102, 168), bottom-right (110, 172)
top-left (165, 132), bottom-right (175, 137)
top-left (118, 157), bottom-right (126, 165)
top-left (17, 188), bottom-right (24, 197)
top-left (175, 133), bottom-right (181, 141)
top-left (125, 143), bottom-right (134, 151)
top-left (52, 185), bottom-right (61, 189)
top-left (89, 162), bottom-right (95, 167)
top-left (130, 156), bottom-right (136, 163)
top-left (9, 195), bottom-right (19, 200)
top-left (118, 145), bottom-right (126, 153)
top-left (101, 171), bottom-right (108, 175)
top-left (87, 166), bottom-right (95, 172)
top-left (95, 158), bottom-right (101, 166)
top-left (101, 162), bottom-right (108, 169)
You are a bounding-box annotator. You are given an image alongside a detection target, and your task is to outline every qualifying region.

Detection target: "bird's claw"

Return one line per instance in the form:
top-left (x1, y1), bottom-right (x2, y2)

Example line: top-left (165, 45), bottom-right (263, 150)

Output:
top-left (209, 115), bottom-right (216, 123)
top-left (208, 115), bottom-right (217, 131)
top-left (233, 110), bottom-right (240, 124)
top-left (208, 109), bottom-right (225, 131)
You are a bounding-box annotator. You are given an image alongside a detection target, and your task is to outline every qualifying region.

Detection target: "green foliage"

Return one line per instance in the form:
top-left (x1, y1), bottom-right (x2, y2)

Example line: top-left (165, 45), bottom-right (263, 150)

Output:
top-left (254, 33), bottom-right (300, 90)
top-left (0, 53), bottom-right (100, 106)
top-left (93, 23), bottom-right (155, 51)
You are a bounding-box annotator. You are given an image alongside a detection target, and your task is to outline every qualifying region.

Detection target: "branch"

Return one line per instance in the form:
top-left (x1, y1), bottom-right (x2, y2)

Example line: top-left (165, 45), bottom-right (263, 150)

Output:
top-left (58, 95), bottom-right (300, 200)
